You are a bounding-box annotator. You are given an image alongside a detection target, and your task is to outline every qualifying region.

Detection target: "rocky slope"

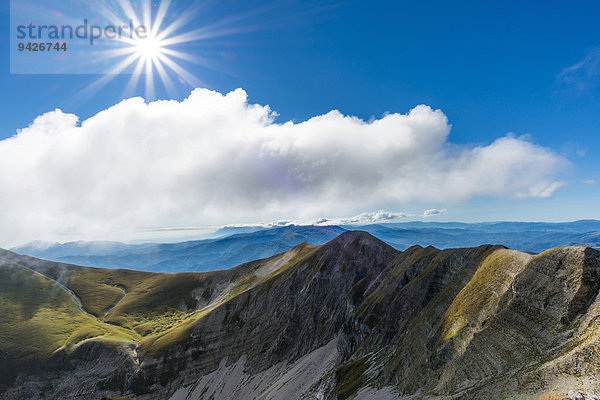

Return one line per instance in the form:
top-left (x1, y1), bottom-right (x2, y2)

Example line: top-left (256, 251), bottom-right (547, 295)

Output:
top-left (1, 232), bottom-right (600, 399)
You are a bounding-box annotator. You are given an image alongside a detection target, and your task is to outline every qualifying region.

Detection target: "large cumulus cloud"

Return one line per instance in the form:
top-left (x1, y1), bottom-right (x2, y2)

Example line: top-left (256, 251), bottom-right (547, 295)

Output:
top-left (0, 88), bottom-right (567, 245)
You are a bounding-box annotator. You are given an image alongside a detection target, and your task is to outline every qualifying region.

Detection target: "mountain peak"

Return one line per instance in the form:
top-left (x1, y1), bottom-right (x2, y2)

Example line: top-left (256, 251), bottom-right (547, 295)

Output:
top-left (328, 230), bottom-right (384, 245)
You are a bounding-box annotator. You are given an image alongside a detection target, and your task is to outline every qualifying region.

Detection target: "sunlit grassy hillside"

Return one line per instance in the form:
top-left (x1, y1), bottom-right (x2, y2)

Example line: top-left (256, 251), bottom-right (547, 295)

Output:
top-left (0, 263), bottom-right (137, 361)
top-left (0, 243), bottom-right (317, 363)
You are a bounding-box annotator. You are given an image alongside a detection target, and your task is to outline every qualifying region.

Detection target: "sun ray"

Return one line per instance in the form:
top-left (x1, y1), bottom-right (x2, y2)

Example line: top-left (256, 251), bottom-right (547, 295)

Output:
top-left (70, 52), bottom-right (141, 106)
top-left (153, 58), bottom-right (178, 98)
top-left (157, 53), bottom-right (203, 88)
top-left (141, 0), bottom-right (152, 35)
top-left (154, 0), bottom-right (220, 41)
top-left (158, 47), bottom-right (204, 64)
top-left (116, 0), bottom-right (142, 27)
top-left (89, 0), bottom-right (133, 32)
top-left (93, 52), bottom-right (141, 86)
top-left (144, 57), bottom-right (156, 100)
top-left (151, 0), bottom-right (172, 38)
top-left (123, 59), bottom-right (146, 98)
top-left (94, 47), bottom-right (139, 62)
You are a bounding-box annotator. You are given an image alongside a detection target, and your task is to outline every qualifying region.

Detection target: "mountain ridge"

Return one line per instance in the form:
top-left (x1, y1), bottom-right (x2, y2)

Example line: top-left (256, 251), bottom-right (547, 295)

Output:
top-left (1, 232), bottom-right (600, 399)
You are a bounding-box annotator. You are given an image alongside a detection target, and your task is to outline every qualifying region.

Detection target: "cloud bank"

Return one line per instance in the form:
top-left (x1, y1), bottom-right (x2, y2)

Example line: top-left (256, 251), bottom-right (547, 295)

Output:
top-left (0, 88), bottom-right (567, 245)
top-left (219, 208), bottom-right (448, 229)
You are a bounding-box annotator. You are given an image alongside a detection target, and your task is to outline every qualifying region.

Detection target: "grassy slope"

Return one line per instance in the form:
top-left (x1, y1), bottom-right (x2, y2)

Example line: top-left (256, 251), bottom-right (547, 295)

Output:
top-left (0, 263), bottom-right (137, 361)
top-left (0, 243), bottom-right (319, 361)
top-left (138, 243), bottom-right (318, 356)
top-left (67, 268), bottom-right (202, 336)
top-left (443, 248), bottom-right (532, 341)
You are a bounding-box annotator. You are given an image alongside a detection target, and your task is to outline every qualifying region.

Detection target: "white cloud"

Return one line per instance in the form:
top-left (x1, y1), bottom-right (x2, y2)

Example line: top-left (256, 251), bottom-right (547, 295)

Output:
top-left (422, 209), bottom-right (447, 218)
top-left (309, 210), bottom-right (409, 226)
top-left (220, 209), bottom-right (439, 228)
top-left (584, 179), bottom-right (598, 186)
top-left (0, 88), bottom-right (567, 246)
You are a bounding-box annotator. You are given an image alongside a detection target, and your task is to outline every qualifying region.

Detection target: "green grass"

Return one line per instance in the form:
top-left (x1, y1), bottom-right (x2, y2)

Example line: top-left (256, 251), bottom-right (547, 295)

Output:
top-left (106, 273), bottom-right (201, 317)
top-left (68, 271), bottom-right (126, 317)
top-left (443, 249), bottom-right (530, 341)
top-left (64, 267), bottom-right (206, 334)
top-left (333, 356), bottom-right (370, 400)
top-left (0, 261), bottom-right (217, 360)
top-left (1, 243), bottom-right (321, 361)
top-left (139, 312), bottom-right (203, 357)
top-left (0, 263), bottom-right (137, 360)
top-left (139, 244), bottom-right (318, 357)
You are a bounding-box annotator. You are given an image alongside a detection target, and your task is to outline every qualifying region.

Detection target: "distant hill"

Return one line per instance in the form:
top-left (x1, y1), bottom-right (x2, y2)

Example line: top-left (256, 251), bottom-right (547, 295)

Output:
top-left (349, 220), bottom-right (600, 252)
top-left (13, 225), bottom-right (346, 272)
top-left (12, 221), bottom-right (600, 272)
top-left (2, 233), bottom-right (600, 399)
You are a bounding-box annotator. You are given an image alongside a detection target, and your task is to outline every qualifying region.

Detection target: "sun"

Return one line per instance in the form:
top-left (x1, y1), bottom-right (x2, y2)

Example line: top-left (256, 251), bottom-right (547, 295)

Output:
top-left (87, 0), bottom-right (253, 100)
top-left (134, 36), bottom-right (163, 61)
top-left (87, 0), bottom-right (206, 100)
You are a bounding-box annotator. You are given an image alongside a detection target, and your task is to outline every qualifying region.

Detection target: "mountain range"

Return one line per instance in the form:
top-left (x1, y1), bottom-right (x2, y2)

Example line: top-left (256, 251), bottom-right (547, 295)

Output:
top-left (2, 231), bottom-right (600, 399)
top-left (12, 221), bottom-right (600, 273)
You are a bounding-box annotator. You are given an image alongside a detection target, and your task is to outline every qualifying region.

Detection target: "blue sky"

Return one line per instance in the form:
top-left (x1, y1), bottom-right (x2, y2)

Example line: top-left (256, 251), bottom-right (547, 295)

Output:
top-left (0, 0), bottom-right (599, 244)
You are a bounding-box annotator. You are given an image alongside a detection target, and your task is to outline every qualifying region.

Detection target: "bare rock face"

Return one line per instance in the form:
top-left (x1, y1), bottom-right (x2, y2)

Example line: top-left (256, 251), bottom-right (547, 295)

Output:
top-left (566, 391), bottom-right (600, 400)
top-left (2, 234), bottom-right (600, 399)
top-left (130, 231), bottom-right (400, 397)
